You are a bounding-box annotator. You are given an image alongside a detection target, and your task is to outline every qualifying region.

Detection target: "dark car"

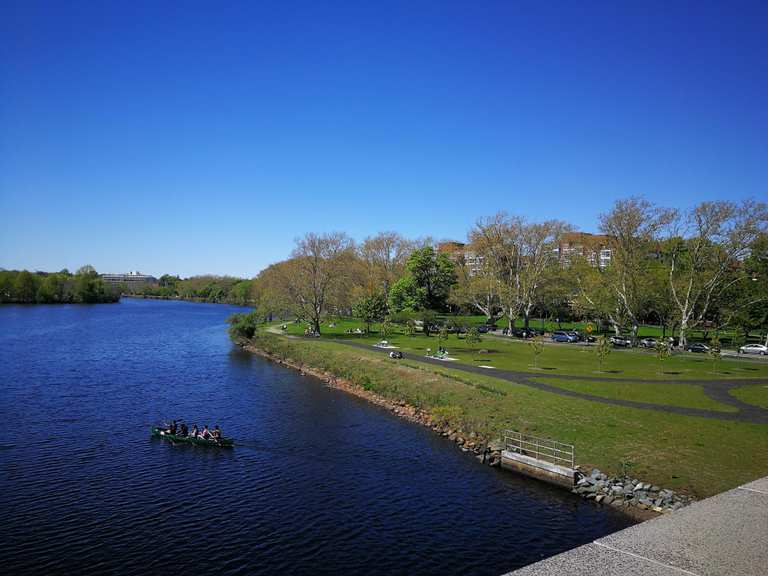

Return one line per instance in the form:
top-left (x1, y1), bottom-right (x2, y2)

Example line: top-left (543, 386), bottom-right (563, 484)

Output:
top-left (685, 343), bottom-right (710, 353)
top-left (610, 336), bottom-right (632, 347)
top-left (476, 325), bottom-right (490, 334)
top-left (512, 328), bottom-right (536, 338)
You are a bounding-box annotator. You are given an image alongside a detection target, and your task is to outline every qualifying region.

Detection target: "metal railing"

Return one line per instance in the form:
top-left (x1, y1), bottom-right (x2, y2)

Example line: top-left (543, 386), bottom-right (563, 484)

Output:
top-left (503, 430), bottom-right (574, 469)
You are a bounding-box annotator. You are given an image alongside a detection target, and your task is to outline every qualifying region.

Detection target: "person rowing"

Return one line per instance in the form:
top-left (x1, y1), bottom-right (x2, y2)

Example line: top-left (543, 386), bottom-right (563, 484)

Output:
top-left (179, 422), bottom-right (189, 437)
top-left (211, 425), bottom-right (222, 443)
top-left (165, 420), bottom-right (178, 435)
top-left (200, 425), bottom-right (211, 440)
top-left (190, 424), bottom-right (199, 438)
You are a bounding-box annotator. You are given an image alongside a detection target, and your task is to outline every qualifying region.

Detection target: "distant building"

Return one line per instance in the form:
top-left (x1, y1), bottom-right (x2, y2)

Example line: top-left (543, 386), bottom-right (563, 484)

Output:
top-left (557, 232), bottom-right (612, 268)
top-left (100, 271), bottom-right (158, 288)
top-left (437, 241), bottom-right (485, 276)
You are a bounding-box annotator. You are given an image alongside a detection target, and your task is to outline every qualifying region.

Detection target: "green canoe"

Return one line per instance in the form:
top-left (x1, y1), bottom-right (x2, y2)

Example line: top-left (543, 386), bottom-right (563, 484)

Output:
top-left (150, 426), bottom-right (234, 447)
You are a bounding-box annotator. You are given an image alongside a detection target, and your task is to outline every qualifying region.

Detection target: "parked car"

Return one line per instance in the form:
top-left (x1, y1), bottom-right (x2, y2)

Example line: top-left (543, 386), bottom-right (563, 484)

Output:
top-left (551, 330), bottom-right (577, 343)
top-left (685, 343), bottom-right (710, 353)
top-left (738, 344), bottom-right (768, 356)
top-left (639, 337), bottom-right (658, 348)
top-left (476, 325), bottom-right (490, 334)
top-left (389, 351), bottom-right (403, 359)
top-left (610, 336), bottom-right (632, 348)
top-left (512, 328), bottom-right (537, 339)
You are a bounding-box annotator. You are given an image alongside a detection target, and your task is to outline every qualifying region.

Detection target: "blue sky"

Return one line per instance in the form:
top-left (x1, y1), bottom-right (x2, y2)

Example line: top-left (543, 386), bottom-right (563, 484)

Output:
top-left (2, 1), bottom-right (766, 277)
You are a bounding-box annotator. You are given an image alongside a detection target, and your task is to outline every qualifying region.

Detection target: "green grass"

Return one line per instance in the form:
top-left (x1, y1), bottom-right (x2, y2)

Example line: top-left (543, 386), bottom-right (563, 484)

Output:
top-left (284, 319), bottom-right (768, 380)
top-left (532, 378), bottom-right (738, 413)
top-left (731, 384), bottom-right (768, 410)
top-left (292, 315), bottom-right (764, 344)
top-left (249, 331), bottom-right (768, 498)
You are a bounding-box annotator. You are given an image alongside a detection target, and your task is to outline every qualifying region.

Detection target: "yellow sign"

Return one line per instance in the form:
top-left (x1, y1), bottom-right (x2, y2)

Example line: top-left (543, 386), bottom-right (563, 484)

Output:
top-left (586, 323), bottom-right (594, 333)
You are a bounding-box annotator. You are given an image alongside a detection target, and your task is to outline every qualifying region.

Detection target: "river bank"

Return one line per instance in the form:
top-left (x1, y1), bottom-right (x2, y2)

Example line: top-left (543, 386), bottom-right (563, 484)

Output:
top-left (240, 332), bottom-right (681, 520)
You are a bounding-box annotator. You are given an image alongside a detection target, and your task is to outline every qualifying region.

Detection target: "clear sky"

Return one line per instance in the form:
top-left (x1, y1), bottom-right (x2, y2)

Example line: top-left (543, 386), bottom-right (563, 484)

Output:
top-left (2, 1), bottom-right (766, 278)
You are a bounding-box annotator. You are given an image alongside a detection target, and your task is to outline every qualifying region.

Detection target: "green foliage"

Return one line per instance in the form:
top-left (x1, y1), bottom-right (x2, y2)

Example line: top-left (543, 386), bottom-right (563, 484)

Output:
top-left (227, 310), bottom-right (260, 340)
top-left (594, 335), bottom-right (612, 372)
top-left (352, 292), bottom-right (388, 331)
top-left (466, 326), bottom-right (481, 344)
top-left (0, 267), bottom-right (118, 304)
top-left (388, 246), bottom-right (456, 312)
top-left (380, 318), bottom-right (392, 338)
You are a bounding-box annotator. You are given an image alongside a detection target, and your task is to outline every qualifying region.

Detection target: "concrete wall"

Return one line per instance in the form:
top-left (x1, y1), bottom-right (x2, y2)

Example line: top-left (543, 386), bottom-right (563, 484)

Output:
top-left (501, 450), bottom-right (576, 488)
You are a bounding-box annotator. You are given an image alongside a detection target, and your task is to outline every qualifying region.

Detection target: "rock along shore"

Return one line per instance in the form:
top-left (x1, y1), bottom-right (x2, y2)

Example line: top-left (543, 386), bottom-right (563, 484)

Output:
top-left (242, 340), bottom-right (693, 519)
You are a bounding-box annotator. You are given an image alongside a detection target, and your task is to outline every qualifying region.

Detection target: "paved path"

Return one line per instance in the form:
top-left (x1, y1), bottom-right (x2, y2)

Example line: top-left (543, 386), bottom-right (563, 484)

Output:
top-left (333, 340), bottom-right (768, 424)
top-left (504, 476), bottom-right (768, 575)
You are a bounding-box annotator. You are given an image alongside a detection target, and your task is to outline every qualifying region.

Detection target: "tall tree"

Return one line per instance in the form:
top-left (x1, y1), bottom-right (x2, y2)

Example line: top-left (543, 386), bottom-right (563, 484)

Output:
top-left (598, 197), bottom-right (675, 340)
top-left (359, 232), bottom-right (413, 297)
top-left (471, 212), bottom-right (570, 331)
top-left (666, 200), bottom-right (768, 347)
top-left (272, 232), bottom-right (356, 334)
top-left (388, 246), bottom-right (456, 312)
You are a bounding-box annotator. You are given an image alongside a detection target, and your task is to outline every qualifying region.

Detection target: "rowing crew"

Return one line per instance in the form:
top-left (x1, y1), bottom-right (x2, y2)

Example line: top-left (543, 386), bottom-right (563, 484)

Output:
top-left (165, 420), bottom-right (222, 441)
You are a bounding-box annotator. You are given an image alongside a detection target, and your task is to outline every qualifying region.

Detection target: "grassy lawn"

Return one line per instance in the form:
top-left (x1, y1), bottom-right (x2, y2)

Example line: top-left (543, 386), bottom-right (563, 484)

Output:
top-left (250, 331), bottom-right (768, 498)
top-left (282, 319), bottom-right (768, 380)
top-left (731, 384), bottom-right (768, 410)
top-left (292, 315), bottom-right (764, 344)
top-left (531, 378), bottom-right (738, 413)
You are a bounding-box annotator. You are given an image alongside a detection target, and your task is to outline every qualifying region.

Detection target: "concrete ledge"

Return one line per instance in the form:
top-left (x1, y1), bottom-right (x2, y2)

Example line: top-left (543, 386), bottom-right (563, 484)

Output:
top-left (506, 475), bottom-right (768, 576)
top-left (501, 450), bottom-right (575, 488)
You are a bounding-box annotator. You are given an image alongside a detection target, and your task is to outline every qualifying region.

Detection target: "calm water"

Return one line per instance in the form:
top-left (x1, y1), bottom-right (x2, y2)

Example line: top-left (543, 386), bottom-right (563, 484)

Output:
top-left (0, 299), bottom-right (633, 575)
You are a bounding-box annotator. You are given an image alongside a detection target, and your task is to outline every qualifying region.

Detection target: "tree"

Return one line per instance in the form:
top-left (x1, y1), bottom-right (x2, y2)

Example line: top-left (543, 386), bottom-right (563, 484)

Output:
top-left (529, 335), bottom-right (544, 369)
top-left (466, 326), bottom-right (481, 344)
top-left (359, 232), bottom-right (412, 298)
top-left (709, 335), bottom-right (722, 374)
top-left (227, 311), bottom-right (260, 340)
top-left (598, 197), bottom-right (675, 342)
top-left (666, 200), bottom-right (768, 347)
top-left (14, 270), bottom-right (39, 302)
top-left (449, 258), bottom-right (502, 321)
top-left (388, 246), bottom-right (456, 312)
top-left (655, 338), bottom-right (672, 375)
top-left (388, 275), bottom-right (426, 312)
top-left (471, 212), bottom-right (570, 331)
top-left (270, 232), bottom-right (356, 334)
top-left (594, 335), bottom-right (612, 372)
top-left (353, 292), bottom-right (388, 332)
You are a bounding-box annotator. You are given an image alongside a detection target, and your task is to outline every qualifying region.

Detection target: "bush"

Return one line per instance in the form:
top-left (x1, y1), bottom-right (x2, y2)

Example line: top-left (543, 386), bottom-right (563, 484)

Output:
top-left (227, 311), bottom-right (260, 340)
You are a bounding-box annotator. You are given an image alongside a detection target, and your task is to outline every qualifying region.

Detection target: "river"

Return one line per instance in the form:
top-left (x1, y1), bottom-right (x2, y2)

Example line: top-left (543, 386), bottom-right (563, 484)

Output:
top-left (0, 298), bottom-right (633, 575)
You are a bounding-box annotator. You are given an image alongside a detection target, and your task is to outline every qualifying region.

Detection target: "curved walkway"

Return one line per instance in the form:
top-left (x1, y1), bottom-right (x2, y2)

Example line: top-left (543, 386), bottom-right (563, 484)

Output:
top-left (334, 340), bottom-right (768, 424)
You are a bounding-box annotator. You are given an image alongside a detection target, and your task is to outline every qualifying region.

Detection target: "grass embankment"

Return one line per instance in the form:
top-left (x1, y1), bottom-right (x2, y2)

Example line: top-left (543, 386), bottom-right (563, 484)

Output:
top-left (284, 320), bottom-right (768, 381)
top-left (250, 331), bottom-right (768, 499)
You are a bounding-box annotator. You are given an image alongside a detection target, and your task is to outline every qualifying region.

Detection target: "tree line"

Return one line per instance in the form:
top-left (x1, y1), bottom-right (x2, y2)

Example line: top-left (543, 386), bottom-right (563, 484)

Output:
top-left (127, 274), bottom-right (254, 306)
top-left (248, 197), bottom-right (768, 347)
top-left (0, 266), bottom-right (120, 304)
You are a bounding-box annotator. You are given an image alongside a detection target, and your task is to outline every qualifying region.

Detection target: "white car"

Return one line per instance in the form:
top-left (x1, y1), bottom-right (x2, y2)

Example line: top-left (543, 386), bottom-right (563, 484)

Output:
top-left (738, 344), bottom-right (767, 356)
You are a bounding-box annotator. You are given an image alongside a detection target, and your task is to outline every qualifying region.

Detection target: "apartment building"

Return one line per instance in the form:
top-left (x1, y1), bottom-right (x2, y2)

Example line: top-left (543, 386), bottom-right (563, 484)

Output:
top-left (557, 232), bottom-right (612, 268)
